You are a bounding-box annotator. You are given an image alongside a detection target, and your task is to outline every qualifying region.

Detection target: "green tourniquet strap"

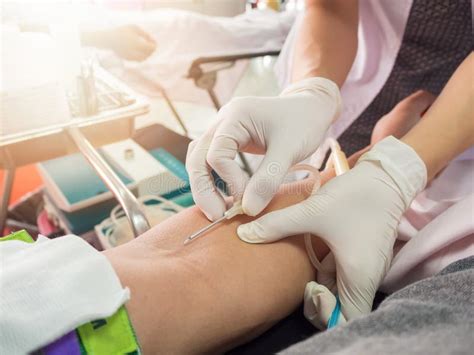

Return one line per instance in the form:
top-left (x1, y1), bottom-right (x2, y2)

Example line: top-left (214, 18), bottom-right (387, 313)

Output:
top-left (0, 229), bottom-right (34, 243)
top-left (77, 306), bottom-right (141, 355)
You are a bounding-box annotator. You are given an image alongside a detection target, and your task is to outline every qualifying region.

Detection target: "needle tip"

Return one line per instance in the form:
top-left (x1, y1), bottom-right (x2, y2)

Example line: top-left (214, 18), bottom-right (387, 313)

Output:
top-left (183, 238), bottom-right (191, 245)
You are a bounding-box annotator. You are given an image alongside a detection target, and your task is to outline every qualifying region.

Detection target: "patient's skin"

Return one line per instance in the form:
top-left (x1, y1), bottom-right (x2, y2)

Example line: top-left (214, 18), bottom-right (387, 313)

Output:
top-left (103, 90), bottom-right (434, 354)
top-left (104, 178), bottom-right (327, 354)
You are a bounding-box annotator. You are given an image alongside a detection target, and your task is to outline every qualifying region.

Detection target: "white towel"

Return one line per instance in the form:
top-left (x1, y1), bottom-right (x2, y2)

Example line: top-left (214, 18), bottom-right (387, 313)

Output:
top-left (0, 235), bottom-right (129, 354)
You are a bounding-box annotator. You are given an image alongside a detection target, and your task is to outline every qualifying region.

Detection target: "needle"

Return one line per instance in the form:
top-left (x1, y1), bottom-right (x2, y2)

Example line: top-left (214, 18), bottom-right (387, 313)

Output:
top-left (183, 215), bottom-right (227, 245)
top-left (183, 201), bottom-right (244, 245)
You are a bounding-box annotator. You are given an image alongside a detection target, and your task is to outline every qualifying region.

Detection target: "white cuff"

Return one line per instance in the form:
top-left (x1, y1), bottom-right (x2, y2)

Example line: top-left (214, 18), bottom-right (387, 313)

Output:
top-left (358, 136), bottom-right (427, 208)
top-left (0, 235), bottom-right (129, 354)
top-left (280, 77), bottom-right (342, 123)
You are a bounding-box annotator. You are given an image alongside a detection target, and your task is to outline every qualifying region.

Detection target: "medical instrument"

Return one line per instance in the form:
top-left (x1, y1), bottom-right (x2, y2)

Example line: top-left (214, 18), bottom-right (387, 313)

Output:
top-left (39, 145), bottom-right (189, 234)
top-left (101, 140), bottom-right (185, 197)
top-left (300, 139), bottom-right (348, 329)
top-left (0, 63), bottom-right (150, 235)
top-left (97, 195), bottom-right (183, 250)
top-left (327, 295), bottom-right (342, 329)
top-left (183, 201), bottom-right (244, 245)
top-left (304, 138), bottom-right (349, 272)
top-left (76, 61), bottom-right (99, 116)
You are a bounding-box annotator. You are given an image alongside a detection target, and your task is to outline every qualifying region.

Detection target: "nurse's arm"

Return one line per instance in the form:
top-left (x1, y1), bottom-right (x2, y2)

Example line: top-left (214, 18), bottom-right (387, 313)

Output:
top-left (292, 0), bottom-right (358, 86)
top-left (402, 53), bottom-right (474, 181)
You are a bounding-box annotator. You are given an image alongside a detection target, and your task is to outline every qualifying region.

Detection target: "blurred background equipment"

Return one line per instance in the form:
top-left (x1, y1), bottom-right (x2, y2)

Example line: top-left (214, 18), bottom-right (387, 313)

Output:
top-left (1, 0), bottom-right (303, 241)
top-left (1, 28), bottom-right (73, 136)
top-left (1, 46), bottom-right (152, 236)
top-left (128, 0), bottom-right (247, 16)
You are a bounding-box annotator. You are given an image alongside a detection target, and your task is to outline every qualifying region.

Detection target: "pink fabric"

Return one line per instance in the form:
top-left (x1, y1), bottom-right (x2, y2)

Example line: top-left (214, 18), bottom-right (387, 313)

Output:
top-left (276, 0), bottom-right (413, 140)
top-left (328, 0), bottom-right (413, 140)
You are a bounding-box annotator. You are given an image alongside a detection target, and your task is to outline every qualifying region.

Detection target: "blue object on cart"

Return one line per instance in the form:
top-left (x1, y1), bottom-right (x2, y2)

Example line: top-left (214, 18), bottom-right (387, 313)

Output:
top-left (39, 147), bottom-right (192, 234)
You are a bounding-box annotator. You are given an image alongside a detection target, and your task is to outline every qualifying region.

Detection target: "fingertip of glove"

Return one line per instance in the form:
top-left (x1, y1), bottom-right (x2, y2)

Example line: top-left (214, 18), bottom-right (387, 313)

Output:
top-left (199, 201), bottom-right (226, 222)
top-left (205, 210), bottom-right (220, 222)
top-left (242, 192), bottom-right (268, 217)
top-left (237, 223), bottom-right (266, 243)
top-left (237, 223), bottom-right (256, 243)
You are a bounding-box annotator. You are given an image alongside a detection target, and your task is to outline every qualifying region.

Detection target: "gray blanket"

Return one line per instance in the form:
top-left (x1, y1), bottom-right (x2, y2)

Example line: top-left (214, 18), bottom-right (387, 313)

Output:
top-left (283, 257), bottom-right (474, 355)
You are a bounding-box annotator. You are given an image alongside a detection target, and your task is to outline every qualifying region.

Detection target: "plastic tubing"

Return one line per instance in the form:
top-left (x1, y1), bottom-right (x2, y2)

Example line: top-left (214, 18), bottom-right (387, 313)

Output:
top-left (304, 138), bottom-right (350, 272)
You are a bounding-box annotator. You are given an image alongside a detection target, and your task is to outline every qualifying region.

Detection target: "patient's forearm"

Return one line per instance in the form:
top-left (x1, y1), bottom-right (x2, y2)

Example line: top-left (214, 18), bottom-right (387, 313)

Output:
top-left (104, 178), bottom-right (329, 354)
top-left (102, 95), bottom-right (418, 352)
top-left (102, 96), bottom-right (419, 353)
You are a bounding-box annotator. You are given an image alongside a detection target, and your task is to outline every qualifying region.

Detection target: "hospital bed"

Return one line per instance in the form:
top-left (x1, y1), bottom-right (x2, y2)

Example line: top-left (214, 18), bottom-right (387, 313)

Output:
top-left (187, 50), bottom-right (280, 109)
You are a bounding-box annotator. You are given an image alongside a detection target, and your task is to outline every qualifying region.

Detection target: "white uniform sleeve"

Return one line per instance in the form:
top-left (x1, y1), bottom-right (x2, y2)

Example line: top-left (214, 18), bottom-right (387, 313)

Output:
top-left (0, 235), bottom-right (130, 354)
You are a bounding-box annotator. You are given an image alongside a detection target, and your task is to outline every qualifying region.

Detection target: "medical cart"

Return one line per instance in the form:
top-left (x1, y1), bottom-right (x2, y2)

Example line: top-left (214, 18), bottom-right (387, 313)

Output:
top-left (0, 66), bottom-right (151, 237)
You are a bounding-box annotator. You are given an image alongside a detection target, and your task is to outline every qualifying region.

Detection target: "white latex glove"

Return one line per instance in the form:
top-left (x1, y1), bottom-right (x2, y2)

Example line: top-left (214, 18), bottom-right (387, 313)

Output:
top-left (186, 78), bottom-right (341, 221)
top-left (237, 136), bottom-right (427, 320)
top-left (304, 280), bottom-right (346, 330)
top-left (304, 253), bottom-right (348, 329)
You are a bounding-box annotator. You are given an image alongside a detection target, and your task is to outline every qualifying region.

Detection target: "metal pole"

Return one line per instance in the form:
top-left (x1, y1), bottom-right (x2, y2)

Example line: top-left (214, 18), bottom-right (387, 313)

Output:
top-left (67, 126), bottom-right (150, 237)
top-left (207, 88), bottom-right (253, 176)
top-left (207, 87), bottom-right (222, 111)
top-left (161, 89), bottom-right (189, 137)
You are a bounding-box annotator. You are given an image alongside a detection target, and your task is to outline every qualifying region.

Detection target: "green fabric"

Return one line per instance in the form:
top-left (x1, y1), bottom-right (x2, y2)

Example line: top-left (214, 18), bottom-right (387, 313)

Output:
top-left (77, 306), bottom-right (140, 354)
top-left (0, 229), bottom-right (34, 243)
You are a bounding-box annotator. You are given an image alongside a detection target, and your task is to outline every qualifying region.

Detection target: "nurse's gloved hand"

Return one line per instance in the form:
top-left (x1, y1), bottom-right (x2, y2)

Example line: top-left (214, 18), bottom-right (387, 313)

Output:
top-left (237, 136), bottom-right (427, 320)
top-left (186, 77), bottom-right (341, 221)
